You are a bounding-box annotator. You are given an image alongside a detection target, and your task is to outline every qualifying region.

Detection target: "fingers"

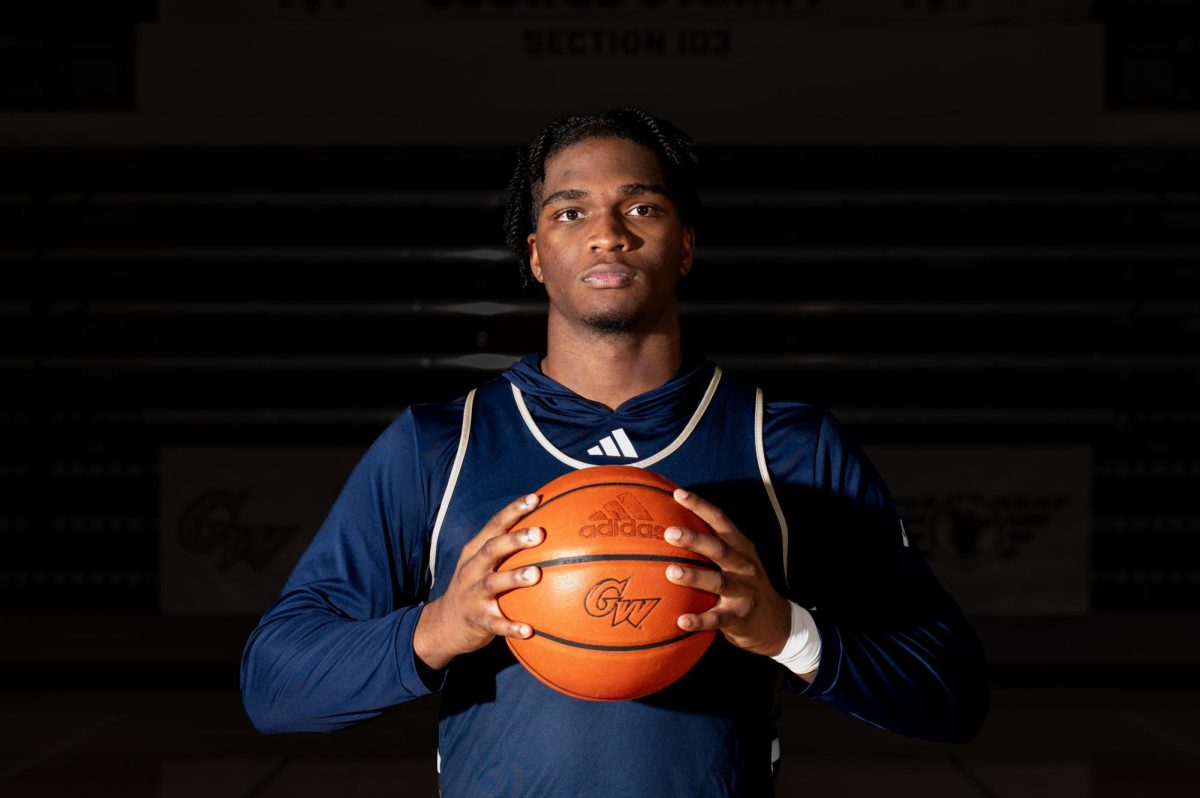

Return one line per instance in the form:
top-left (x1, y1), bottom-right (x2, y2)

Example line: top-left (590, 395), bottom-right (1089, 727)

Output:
top-left (477, 525), bottom-right (544, 568)
top-left (672, 487), bottom-right (736, 534)
top-left (665, 488), bottom-right (793, 655)
top-left (459, 563), bottom-right (542, 644)
top-left (483, 613), bottom-right (533, 640)
top-left (491, 491), bottom-right (542, 533)
top-left (665, 562), bottom-right (724, 595)
top-left (670, 487), bottom-right (756, 560)
top-left (480, 566), bottom-right (541, 639)
top-left (675, 609), bottom-right (724, 633)
top-left (482, 564), bottom-right (542, 597)
top-left (424, 492), bottom-right (547, 663)
top-left (459, 492), bottom-right (542, 562)
top-left (664, 561), bottom-right (730, 633)
top-left (675, 590), bottom-right (794, 657)
top-left (663, 524), bottom-right (741, 567)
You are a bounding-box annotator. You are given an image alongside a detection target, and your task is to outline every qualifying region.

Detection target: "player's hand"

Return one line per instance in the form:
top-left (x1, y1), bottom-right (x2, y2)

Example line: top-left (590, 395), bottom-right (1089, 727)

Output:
top-left (663, 488), bottom-right (791, 658)
top-left (413, 493), bottom-right (545, 671)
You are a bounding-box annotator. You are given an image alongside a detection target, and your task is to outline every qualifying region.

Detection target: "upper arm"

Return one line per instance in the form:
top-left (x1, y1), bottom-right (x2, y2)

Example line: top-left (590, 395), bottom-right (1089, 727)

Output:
top-left (765, 404), bottom-right (945, 618)
top-left (813, 409), bottom-right (899, 519)
top-left (269, 412), bottom-right (430, 620)
top-left (271, 400), bottom-right (465, 620)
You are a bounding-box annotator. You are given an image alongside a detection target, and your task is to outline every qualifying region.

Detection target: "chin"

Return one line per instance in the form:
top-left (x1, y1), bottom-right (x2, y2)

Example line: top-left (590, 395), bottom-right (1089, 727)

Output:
top-left (582, 311), bottom-right (640, 334)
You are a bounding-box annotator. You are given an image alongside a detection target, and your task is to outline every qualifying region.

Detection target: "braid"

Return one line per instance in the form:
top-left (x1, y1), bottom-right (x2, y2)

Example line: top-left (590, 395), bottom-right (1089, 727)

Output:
top-left (501, 107), bottom-right (701, 288)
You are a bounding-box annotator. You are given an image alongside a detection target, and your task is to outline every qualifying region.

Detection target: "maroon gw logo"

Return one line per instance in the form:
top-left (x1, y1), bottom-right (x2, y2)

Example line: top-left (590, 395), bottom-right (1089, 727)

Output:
top-left (176, 489), bottom-right (300, 572)
top-left (584, 578), bottom-right (660, 628)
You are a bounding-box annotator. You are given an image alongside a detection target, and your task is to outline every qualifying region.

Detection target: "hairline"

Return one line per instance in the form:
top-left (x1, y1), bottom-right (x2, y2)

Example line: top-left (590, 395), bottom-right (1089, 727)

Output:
top-left (530, 134), bottom-right (687, 228)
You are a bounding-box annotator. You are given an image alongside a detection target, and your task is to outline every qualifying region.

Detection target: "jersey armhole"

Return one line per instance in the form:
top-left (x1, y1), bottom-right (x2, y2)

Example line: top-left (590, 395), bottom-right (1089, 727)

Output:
top-left (754, 388), bottom-right (791, 589)
top-left (428, 388), bottom-right (476, 587)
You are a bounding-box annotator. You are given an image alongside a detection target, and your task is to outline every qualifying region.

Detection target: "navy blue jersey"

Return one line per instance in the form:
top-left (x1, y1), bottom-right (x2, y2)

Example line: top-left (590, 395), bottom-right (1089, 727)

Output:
top-left (241, 354), bottom-right (989, 796)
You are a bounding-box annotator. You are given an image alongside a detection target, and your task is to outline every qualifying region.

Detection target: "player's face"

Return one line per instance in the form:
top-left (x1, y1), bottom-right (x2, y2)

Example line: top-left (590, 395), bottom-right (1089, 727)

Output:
top-left (526, 136), bottom-right (695, 335)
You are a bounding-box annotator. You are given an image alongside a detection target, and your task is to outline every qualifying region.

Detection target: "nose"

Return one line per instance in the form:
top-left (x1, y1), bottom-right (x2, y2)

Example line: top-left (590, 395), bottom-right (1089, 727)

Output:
top-left (588, 209), bottom-right (634, 252)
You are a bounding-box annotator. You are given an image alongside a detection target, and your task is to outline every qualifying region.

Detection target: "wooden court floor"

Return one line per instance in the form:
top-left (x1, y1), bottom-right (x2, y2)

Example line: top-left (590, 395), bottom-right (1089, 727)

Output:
top-left (0, 686), bottom-right (1196, 797)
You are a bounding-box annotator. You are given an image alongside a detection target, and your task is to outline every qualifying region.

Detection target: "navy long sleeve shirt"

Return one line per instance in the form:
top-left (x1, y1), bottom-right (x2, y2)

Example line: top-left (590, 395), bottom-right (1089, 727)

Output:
top-left (241, 355), bottom-right (989, 793)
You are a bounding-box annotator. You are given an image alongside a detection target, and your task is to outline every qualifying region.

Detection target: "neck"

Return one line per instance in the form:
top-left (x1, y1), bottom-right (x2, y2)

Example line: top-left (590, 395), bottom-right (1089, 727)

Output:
top-left (541, 310), bottom-right (682, 411)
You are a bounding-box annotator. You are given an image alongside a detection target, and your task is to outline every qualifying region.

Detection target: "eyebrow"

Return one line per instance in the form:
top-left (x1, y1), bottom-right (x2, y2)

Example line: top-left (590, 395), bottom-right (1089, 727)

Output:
top-left (540, 183), bottom-right (671, 210)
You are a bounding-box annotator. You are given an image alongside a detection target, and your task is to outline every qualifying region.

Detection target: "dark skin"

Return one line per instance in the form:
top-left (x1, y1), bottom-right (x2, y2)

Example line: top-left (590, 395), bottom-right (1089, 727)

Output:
top-left (413, 136), bottom-right (815, 682)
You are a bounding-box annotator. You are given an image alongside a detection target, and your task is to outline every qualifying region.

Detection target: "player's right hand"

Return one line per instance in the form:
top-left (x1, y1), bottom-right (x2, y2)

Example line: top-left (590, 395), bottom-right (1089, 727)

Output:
top-left (413, 492), bottom-right (544, 671)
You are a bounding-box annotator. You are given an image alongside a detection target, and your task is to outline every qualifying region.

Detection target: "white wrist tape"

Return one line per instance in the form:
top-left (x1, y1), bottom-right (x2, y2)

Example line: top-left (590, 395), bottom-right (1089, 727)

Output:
top-left (770, 601), bottom-right (822, 676)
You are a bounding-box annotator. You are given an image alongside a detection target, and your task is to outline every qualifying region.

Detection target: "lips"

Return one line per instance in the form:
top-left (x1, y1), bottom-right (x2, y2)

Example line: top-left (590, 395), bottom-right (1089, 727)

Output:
top-left (582, 262), bottom-right (636, 287)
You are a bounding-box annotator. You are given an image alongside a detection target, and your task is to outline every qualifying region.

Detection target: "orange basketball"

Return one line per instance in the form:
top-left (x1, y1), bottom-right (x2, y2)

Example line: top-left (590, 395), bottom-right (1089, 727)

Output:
top-left (496, 465), bottom-right (718, 701)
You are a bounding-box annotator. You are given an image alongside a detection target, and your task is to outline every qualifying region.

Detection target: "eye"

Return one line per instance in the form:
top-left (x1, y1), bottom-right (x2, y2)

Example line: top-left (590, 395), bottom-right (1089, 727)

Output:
top-left (629, 204), bottom-right (660, 217)
top-left (553, 208), bottom-right (584, 222)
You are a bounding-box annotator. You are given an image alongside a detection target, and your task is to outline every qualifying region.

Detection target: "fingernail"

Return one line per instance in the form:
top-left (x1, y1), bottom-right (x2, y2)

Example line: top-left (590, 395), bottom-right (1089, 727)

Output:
top-left (522, 493), bottom-right (539, 508)
top-left (522, 566), bottom-right (539, 582)
top-left (666, 564), bottom-right (683, 579)
top-left (674, 488), bottom-right (690, 501)
top-left (524, 527), bottom-right (543, 544)
top-left (519, 625), bottom-right (531, 637)
top-left (678, 615), bottom-right (692, 630)
top-left (665, 527), bottom-right (682, 542)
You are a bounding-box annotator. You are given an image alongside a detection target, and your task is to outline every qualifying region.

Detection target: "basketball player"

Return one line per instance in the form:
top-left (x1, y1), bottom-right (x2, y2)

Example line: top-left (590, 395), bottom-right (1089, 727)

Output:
top-left (241, 108), bottom-right (990, 796)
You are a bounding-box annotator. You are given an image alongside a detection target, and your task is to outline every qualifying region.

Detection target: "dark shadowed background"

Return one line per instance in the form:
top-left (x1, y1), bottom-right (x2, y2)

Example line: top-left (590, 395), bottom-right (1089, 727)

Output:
top-left (3, 1), bottom-right (1198, 795)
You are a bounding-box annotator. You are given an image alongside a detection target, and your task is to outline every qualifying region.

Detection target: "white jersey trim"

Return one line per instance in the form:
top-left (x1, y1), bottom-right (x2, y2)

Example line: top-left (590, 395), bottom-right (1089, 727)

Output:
top-left (510, 367), bottom-right (723, 471)
top-left (755, 388), bottom-right (790, 587)
top-left (429, 388), bottom-right (475, 586)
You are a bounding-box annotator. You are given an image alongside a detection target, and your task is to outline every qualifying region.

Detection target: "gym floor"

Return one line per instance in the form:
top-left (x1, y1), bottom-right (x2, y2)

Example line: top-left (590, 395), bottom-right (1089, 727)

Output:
top-left (2, 685), bottom-right (1196, 797)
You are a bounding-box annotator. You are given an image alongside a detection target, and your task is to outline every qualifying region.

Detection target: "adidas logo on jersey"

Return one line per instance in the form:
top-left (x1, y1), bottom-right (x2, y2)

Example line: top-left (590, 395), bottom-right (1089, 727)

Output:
top-left (587, 428), bottom-right (638, 458)
top-left (577, 492), bottom-right (667, 540)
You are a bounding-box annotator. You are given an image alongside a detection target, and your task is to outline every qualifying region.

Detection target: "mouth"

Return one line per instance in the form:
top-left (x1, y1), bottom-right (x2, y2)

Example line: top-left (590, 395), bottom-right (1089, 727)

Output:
top-left (582, 263), bottom-right (636, 288)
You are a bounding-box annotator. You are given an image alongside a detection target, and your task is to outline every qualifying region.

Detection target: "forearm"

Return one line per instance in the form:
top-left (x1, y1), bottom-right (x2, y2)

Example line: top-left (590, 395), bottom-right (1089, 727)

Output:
top-left (240, 598), bottom-right (436, 734)
top-left (797, 603), bottom-right (989, 744)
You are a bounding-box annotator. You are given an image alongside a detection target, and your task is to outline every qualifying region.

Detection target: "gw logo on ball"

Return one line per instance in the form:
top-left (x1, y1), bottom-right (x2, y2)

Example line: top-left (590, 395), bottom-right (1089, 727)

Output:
top-left (584, 578), bottom-right (660, 628)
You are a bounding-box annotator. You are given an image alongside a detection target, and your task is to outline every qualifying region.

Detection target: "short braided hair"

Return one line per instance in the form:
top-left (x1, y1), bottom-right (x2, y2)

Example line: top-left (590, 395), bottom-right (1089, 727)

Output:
top-left (502, 107), bottom-right (701, 287)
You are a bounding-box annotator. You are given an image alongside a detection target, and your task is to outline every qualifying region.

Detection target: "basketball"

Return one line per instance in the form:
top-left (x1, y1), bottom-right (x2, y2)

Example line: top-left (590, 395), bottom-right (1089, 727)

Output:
top-left (496, 465), bottom-right (718, 701)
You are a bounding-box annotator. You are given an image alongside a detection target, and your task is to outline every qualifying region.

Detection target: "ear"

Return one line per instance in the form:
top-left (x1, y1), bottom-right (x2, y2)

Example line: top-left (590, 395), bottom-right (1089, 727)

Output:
top-left (527, 232), bottom-right (544, 284)
top-left (679, 225), bottom-right (695, 278)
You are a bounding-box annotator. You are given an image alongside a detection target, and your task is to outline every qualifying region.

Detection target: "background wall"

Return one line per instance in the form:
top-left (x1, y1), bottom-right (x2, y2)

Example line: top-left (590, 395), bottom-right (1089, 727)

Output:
top-left (2, 1), bottom-right (1198, 795)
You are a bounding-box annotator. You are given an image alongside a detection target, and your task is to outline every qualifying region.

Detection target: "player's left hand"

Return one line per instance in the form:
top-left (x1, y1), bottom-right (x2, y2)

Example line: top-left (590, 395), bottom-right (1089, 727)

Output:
top-left (663, 488), bottom-right (791, 658)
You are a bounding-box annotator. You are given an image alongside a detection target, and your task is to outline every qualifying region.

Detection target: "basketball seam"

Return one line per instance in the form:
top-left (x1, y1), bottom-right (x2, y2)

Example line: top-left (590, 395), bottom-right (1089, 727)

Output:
top-left (508, 640), bottom-right (619, 702)
top-left (533, 480), bottom-right (674, 511)
top-left (518, 554), bottom-right (719, 571)
top-left (530, 628), bottom-right (702, 652)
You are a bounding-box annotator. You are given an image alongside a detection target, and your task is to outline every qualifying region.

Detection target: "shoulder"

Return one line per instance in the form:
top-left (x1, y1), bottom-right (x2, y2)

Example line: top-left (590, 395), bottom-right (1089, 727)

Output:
top-left (709, 369), bottom-right (824, 428)
top-left (407, 394), bottom-right (469, 445)
top-left (753, 389), bottom-right (858, 460)
top-left (762, 397), bottom-right (828, 438)
top-left (406, 374), bottom-right (518, 441)
top-left (355, 392), bottom-right (481, 548)
top-left (403, 375), bottom-right (520, 468)
top-left (344, 391), bottom-right (473, 485)
top-left (754, 393), bottom-right (827, 484)
top-left (389, 390), bottom-right (481, 479)
top-left (757, 393), bottom-right (895, 515)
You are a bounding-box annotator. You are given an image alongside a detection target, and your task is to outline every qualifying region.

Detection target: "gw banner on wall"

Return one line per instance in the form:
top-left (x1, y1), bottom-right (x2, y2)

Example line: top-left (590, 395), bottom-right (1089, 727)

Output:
top-left (160, 446), bottom-right (366, 615)
top-left (864, 444), bottom-right (1091, 616)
